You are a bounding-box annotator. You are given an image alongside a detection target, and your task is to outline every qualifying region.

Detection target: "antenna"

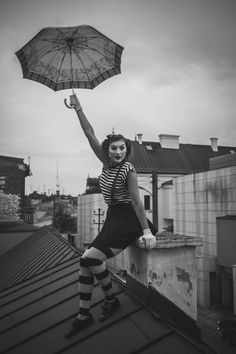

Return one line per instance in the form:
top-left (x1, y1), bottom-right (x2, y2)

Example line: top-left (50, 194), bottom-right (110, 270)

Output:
top-left (56, 161), bottom-right (60, 196)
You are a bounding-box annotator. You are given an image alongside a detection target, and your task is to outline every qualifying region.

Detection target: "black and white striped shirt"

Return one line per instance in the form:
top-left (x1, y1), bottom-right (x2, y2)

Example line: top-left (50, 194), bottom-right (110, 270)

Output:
top-left (99, 162), bottom-right (136, 205)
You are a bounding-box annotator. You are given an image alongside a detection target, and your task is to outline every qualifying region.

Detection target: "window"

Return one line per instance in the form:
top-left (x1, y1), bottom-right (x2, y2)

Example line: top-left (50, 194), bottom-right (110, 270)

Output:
top-left (0, 176), bottom-right (5, 190)
top-left (144, 195), bottom-right (150, 210)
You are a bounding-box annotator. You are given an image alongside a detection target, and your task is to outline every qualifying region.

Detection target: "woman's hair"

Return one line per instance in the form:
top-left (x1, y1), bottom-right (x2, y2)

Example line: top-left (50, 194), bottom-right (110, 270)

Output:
top-left (101, 134), bottom-right (133, 161)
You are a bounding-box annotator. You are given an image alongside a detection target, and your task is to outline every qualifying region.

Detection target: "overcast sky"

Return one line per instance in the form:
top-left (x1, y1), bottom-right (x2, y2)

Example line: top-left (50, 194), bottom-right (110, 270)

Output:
top-left (1, 0), bottom-right (236, 196)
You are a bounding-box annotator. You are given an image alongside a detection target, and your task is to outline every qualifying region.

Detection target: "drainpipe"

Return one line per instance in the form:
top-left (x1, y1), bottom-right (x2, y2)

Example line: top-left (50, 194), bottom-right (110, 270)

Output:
top-left (152, 172), bottom-right (158, 231)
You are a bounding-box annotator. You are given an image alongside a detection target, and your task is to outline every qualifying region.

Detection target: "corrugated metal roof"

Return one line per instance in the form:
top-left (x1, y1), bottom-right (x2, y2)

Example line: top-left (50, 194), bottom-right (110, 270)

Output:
top-left (0, 227), bottom-right (212, 354)
top-left (132, 141), bottom-right (236, 174)
top-left (0, 226), bottom-right (78, 291)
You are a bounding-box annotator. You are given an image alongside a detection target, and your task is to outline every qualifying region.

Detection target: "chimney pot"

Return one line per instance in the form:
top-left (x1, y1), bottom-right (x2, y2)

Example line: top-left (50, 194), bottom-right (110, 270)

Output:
top-left (159, 134), bottom-right (180, 149)
top-left (137, 133), bottom-right (143, 144)
top-left (210, 137), bottom-right (218, 152)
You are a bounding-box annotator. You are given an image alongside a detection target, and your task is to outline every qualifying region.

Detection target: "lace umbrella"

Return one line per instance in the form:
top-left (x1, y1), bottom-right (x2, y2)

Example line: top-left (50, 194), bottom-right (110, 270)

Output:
top-left (15, 25), bottom-right (124, 106)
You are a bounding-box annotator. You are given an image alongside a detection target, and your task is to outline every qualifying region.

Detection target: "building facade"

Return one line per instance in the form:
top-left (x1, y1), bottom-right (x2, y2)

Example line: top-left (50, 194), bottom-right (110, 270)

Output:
top-left (0, 155), bottom-right (31, 221)
top-left (174, 153), bottom-right (236, 311)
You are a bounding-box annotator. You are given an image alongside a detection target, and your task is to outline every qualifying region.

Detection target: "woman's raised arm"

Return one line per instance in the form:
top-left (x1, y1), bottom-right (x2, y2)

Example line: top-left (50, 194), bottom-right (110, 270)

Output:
top-left (70, 94), bottom-right (106, 164)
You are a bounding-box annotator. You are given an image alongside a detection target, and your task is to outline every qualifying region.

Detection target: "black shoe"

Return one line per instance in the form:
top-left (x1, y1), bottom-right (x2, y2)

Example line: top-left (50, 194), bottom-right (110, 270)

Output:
top-left (65, 314), bottom-right (93, 339)
top-left (99, 297), bottom-right (120, 322)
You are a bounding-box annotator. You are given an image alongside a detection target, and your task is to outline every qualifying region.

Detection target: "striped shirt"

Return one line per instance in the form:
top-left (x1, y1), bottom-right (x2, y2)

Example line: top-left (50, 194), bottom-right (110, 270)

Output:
top-left (99, 162), bottom-right (136, 205)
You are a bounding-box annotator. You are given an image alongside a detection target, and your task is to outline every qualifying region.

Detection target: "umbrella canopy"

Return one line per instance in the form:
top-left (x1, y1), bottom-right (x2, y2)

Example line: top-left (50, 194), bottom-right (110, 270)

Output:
top-left (15, 25), bottom-right (124, 91)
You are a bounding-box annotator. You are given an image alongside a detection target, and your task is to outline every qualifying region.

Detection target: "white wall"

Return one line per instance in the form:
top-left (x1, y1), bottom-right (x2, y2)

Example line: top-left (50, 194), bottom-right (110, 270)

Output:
top-left (77, 193), bottom-right (107, 251)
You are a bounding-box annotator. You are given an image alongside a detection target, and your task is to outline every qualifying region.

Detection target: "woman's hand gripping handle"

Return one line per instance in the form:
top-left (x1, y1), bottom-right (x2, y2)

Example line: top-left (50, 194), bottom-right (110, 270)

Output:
top-left (64, 94), bottom-right (82, 112)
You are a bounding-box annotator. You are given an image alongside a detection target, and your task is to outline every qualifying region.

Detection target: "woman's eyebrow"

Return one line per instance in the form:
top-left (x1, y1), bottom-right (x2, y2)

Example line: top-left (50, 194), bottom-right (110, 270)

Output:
top-left (110, 143), bottom-right (126, 147)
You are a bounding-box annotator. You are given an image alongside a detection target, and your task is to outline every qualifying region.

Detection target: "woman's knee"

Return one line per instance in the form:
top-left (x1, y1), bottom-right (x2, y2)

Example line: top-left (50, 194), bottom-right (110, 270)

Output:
top-left (82, 247), bottom-right (107, 261)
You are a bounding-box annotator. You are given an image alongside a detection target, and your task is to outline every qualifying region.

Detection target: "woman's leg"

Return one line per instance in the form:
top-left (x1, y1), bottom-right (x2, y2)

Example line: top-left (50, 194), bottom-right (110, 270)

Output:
top-left (77, 257), bottom-right (94, 320)
top-left (78, 247), bottom-right (122, 318)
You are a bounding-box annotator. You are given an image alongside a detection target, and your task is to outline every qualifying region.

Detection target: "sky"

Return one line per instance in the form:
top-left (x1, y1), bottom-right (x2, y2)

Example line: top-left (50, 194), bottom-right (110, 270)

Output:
top-left (0, 0), bottom-right (236, 196)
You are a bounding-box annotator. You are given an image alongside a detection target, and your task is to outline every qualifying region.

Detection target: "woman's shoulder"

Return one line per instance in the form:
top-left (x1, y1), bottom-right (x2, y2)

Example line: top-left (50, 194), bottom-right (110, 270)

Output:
top-left (120, 161), bottom-right (136, 178)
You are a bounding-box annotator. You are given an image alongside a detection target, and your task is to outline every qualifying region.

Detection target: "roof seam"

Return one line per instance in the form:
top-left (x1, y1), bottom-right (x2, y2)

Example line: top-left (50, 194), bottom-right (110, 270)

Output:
top-left (1, 288), bottom-right (124, 352)
top-left (130, 330), bottom-right (175, 354)
top-left (0, 268), bottom-right (79, 312)
top-left (57, 304), bottom-right (142, 353)
top-left (0, 277), bottom-right (80, 322)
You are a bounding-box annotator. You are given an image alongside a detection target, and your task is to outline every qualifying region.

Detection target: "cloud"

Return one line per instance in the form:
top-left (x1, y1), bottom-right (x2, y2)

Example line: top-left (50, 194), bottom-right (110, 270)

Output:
top-left (1, 0), bottom-right (236, 195)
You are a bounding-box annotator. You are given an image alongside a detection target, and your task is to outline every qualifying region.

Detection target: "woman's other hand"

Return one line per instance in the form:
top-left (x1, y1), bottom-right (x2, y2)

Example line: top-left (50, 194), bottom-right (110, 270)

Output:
top-left (138, 229), bottom-right (156, 250)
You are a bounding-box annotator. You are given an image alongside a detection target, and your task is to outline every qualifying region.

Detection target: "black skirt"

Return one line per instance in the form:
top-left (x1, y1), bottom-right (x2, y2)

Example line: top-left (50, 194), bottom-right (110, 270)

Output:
top-left (89, 203), bottom-right (156, 253)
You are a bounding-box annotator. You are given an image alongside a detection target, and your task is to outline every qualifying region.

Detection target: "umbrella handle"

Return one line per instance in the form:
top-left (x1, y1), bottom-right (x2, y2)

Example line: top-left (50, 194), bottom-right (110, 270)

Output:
top-left (64, 98), bottom-right (74, 109)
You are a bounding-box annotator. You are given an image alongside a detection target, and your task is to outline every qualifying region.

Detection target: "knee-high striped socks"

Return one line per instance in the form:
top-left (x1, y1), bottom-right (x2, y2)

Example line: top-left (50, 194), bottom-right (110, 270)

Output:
top-left (78, 257), bottom-right (114, 317)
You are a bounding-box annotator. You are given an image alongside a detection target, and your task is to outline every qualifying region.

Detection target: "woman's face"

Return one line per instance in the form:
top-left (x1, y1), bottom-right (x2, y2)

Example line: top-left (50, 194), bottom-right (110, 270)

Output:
top-left (108, 139), bottom-right (127, 165)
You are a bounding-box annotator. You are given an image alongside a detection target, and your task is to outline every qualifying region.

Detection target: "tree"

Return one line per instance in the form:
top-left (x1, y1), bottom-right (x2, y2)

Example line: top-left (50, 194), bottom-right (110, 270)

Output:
top-left (54, 204), bottom-right (77, 233)
top-left (0, 191), bottom-right (20, 221)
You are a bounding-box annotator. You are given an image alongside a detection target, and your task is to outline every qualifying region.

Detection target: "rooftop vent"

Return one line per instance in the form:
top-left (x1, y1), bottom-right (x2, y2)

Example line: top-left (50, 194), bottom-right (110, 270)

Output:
top-left (159, 134), bottom-right (180, 149)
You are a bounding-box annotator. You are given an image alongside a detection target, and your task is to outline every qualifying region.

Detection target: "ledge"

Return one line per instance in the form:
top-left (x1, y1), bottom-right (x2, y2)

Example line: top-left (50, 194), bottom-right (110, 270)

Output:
top-left (136, 232), bottom-right (203, 249)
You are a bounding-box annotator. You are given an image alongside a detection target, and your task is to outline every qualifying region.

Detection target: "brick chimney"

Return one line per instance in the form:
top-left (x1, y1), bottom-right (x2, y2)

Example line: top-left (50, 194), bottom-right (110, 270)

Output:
top-left (159, 134), bottom-right (180, 149)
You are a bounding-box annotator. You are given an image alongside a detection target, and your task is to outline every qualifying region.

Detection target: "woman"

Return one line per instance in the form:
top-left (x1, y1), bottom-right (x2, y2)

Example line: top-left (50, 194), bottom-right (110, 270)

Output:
top-left (66, 94), bottom-right (156, 337)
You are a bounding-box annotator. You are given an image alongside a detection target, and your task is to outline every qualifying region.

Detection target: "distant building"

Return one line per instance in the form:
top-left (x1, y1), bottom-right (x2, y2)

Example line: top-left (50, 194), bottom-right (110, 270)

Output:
top-left (0, 155), bottom-right (35, 255)
top-left (85, 175), bottom-right (101, 194)
top-left (77, 176), bottom-right (106, 251)
top-left (0, 155), bottom-right (31, 221)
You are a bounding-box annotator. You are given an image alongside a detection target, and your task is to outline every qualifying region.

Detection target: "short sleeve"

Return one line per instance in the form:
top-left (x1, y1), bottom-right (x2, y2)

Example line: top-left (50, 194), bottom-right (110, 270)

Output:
top-left (120, 162), bottom-right (136, 183)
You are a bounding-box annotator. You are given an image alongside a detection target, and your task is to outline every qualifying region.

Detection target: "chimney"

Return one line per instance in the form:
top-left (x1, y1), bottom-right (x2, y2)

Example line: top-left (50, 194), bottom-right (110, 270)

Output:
top-left (137, 133), bottom-right (143, 144)
top-left (159, 134), bottom-right (180, 149)
top-left (210, 137), bottom-right (218, 152)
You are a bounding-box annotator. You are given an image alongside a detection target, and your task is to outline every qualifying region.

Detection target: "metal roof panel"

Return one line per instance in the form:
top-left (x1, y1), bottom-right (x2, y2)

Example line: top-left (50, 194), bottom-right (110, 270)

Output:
top-left (0, 227), bottom-right (209, 354)
top-left (131, 141), bottom-right (236, 174)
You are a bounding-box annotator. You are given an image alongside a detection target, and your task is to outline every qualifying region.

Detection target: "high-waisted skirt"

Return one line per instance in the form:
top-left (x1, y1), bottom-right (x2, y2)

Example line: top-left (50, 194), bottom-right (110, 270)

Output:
top-left (88, 203), bottom-right (156, 258)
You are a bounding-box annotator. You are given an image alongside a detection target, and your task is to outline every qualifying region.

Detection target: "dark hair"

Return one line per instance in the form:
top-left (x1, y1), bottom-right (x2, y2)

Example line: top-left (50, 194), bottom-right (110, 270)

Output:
top-left (101, 134), bottom-right (132, 161)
